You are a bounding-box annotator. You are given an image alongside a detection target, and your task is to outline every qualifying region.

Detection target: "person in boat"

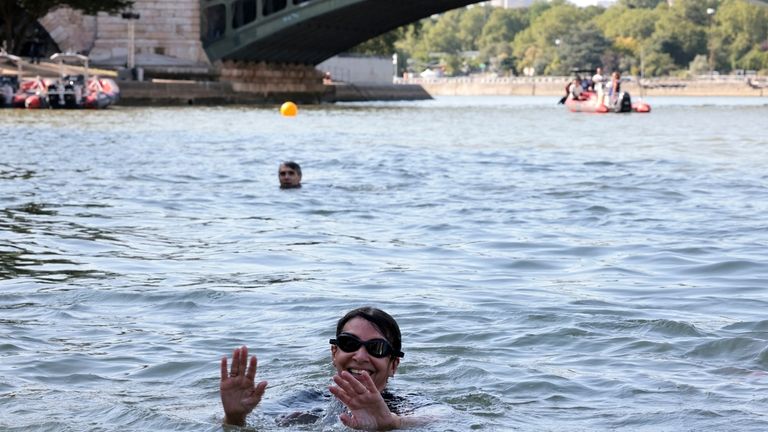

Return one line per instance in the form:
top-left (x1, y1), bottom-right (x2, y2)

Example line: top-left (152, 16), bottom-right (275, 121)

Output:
top-left (608, 71), bottom-right (622, 106)
top-left (568, 77), bottom-right (585, 101)
top-left (591, 66), bottom-right (605, 105)
top-left (278, 161), bottom-right (302, 189)
top-left (580, 75), bottom-right (591, 92)
top-left (590, 67), bottom-right (604, 91)
top-left (220, 307), bottom-right (427, 429)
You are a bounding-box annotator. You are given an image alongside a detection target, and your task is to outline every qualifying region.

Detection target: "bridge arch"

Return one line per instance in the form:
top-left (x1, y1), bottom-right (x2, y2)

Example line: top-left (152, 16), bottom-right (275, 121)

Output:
top-left (200, 0), bottom-right (484, 64)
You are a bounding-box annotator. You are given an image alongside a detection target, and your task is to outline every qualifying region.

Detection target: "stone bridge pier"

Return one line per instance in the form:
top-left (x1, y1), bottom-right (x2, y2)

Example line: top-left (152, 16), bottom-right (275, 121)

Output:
top-left (218, 60), bottom-right (326, 102)
top-left (37, 0), bottom-right (324, 100)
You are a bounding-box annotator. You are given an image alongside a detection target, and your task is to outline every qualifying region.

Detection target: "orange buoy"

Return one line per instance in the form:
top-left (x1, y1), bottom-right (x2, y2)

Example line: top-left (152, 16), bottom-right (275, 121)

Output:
top-left (280, 101), bottom-right (298, 117)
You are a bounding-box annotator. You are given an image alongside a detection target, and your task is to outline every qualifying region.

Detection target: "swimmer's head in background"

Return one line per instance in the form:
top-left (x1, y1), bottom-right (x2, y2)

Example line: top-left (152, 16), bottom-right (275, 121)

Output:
top-left (279, 161), bottom-right (302, 189)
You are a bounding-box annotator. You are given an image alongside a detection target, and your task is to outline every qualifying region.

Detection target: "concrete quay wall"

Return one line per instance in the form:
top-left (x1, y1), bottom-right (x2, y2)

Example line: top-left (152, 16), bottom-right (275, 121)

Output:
top-left (117, 80), bottom-right (432, 105)
top-left (328, 83), bottom-right (432, 102)
top-left (117, 81), bottom-right (244, 106)
top-left (217, 60), bottom-right (328, 103)
top-left (118, 79), bottom-right (323, 106)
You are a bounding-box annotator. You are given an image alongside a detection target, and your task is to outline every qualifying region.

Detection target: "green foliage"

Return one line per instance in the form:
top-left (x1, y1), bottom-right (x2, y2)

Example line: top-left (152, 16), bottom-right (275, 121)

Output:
top-left (458, 5), bottom-right (490, 51)
top-left (617, 0), bottom-right (665, 8)
top-left (667, 0), bottom-right (719, 26)
top-left (688, 54), bottom-right (710, 74)
top-left (594, 5), bottom-right (657, 41)
top-left (652, 12), bottom-right (708, 66)
top-left (422, 10), bottom-right (463, 55)
top-left (737, 48), bottom-right (768, 72)
top-left (555, 24), bottom-right (612, 74)
top-left (349, 27), bottom-right (406, 56)
top-left (512, 3), bottom-right (587, 74)
top-left (479, 8), bottom-right (528, 48)
top-left (364, 0), bottom-right (766, 77)
top-left (477, 7), bottom-right (528, 72)
top-left (643, 50), bottom-right (676, 76)
top-left (714, 0), bottom-right (768, 70)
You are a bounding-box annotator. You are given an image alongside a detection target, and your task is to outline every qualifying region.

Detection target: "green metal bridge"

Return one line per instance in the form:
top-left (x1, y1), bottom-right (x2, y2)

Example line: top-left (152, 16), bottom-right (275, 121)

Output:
top-left (201, 0), bottom-right (484, 64)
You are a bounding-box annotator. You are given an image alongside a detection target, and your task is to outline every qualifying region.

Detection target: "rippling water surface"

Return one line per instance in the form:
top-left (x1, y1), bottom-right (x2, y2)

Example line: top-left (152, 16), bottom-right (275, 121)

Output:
top-left (2, 96), bottom-right (768, 431)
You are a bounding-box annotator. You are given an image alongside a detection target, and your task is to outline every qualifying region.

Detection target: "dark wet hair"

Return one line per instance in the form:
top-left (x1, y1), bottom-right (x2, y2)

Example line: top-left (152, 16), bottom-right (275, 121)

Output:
top-left (336, 307), bottom-right (402, 358)
top-left (281, 161), bottom-right (302, 178)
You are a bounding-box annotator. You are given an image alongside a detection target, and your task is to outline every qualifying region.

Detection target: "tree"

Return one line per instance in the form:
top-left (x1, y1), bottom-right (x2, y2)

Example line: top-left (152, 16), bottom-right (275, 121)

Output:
top-left (512, 2), bottom-right (587, 74)
top-left (594, 5), bottom-right (657, 41)
top-left (556, 24), bottom-right (611, 74)
top-left (617, 0), bottom-right (665, 9)
top-left (1, 0), bottom-right (133, 54)
top-left (713, 0), bottom-right (768, 71)
top-left (350, 26), bottom-right (408, 56)
top-left (593, 6), bottom-right (659, 74)
top-left (458, 5), bottom-right (490, 52)
top-left (688, 54), bottom-right (709, 75)
top-left (652, 9), bottom-right (708, 68)
top-left (477, 8), bottom-right (528, 73)
top-left (395, 23), bottom-right (429, 70)
top-left (422, 9), bottom-right (463, 56)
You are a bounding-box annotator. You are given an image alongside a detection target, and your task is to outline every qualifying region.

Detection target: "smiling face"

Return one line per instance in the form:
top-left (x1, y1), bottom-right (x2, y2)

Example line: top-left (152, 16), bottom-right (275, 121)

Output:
top-left (331, 317), bottom-right (400, 392)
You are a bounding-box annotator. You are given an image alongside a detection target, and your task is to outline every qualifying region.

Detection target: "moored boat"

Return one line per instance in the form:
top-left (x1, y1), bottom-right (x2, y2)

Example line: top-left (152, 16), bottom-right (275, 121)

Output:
top-left (47, 53), bottom-right (120, 109)
top-left (13, 76), bottom-right (50, 108)
top-left (1, 51), bottom-right (22, 107)
top-left (1, 51), bottom-right (50, 109)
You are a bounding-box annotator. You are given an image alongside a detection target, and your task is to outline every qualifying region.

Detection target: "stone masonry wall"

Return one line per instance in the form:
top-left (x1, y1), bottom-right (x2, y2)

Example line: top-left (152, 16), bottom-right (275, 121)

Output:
top-left (218, 60), bottom-right (326, 96)
top-left (39, 9), bottom-right (96, 54)
top-left (40, 0), bottom-right (209, 66)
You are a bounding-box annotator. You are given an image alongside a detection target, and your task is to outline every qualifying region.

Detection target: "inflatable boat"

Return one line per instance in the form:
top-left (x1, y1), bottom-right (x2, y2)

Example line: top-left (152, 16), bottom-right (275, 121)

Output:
top-left (46, 53), bottom-right (120, 109)
top-left (1, 51), bottom-right (23, 107)
top-left (565, 89), bottom-right (651, 113)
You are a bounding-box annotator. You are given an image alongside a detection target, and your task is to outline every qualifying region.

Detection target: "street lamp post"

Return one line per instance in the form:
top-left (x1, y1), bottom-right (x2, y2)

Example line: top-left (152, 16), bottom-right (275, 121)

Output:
top-left (706, 7), bottom-right (715, 75)
top-left (121, 11), bottom-right (141, 79)
top-left (392, 53), bottom-right (398, 83)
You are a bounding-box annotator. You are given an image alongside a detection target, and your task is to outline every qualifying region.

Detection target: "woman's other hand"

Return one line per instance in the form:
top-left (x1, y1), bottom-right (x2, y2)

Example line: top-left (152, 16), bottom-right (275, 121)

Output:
top-left (330, 370), bottom-right (401, 430)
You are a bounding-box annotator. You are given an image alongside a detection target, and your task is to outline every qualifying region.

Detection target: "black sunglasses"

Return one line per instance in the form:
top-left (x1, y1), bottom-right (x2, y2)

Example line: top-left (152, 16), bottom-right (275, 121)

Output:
top-left (329, 333), bottom-right (404, 358)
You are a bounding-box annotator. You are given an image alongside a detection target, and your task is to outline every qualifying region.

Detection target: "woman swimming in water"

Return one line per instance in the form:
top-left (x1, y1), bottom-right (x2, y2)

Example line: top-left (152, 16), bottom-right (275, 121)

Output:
top-left (220, 306), bottom-right (423, 430)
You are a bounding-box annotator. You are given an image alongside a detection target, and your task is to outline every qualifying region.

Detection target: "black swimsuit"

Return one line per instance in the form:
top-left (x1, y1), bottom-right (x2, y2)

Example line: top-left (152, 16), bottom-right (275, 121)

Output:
top-left (273, 388), bottom-right (418, 427)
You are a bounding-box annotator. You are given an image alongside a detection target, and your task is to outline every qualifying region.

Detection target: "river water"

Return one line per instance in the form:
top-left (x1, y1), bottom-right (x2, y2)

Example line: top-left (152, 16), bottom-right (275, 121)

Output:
top-left (1, 96), bottom-right (767, 431)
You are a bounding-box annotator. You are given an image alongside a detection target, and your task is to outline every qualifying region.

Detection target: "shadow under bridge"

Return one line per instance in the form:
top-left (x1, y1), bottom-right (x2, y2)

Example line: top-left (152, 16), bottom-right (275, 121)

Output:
top-left (201, 0), bottom-right (484, 64)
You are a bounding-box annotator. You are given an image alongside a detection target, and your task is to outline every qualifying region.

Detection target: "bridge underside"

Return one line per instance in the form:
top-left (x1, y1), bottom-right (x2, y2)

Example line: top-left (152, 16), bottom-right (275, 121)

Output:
top-left (205, 0), bottom-right (484, 65)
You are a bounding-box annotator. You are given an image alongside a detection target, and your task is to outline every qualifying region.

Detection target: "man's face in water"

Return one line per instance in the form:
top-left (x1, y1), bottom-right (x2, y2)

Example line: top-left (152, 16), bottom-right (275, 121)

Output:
top-left (279, 164), bottom-right (301, 189)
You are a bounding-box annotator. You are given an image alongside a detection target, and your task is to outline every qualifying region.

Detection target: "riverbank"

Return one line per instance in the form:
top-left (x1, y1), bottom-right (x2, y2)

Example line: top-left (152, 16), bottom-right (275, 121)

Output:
top-left (116, 75), bottom-right (766, 104)
top-left (405, 76), bottom-right (768, 97)
top-left (115, 81), bottom-right (431, 105)
top-left (4, 59), bottom-right (765, 103)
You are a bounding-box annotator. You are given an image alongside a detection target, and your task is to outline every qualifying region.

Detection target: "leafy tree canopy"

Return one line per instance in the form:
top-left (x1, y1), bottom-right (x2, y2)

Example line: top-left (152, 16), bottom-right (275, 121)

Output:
top-left (556, 23), bottom-right (612, 74)
top-left (349, 0), bottom-right (768, 76)
top-left (617, 0), bottom-right (665, 9)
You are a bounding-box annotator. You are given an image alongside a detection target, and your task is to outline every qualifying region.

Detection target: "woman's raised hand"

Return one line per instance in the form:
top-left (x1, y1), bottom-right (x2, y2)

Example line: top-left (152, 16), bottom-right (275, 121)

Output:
top-left (220, 345), bottom-right (268, 426)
